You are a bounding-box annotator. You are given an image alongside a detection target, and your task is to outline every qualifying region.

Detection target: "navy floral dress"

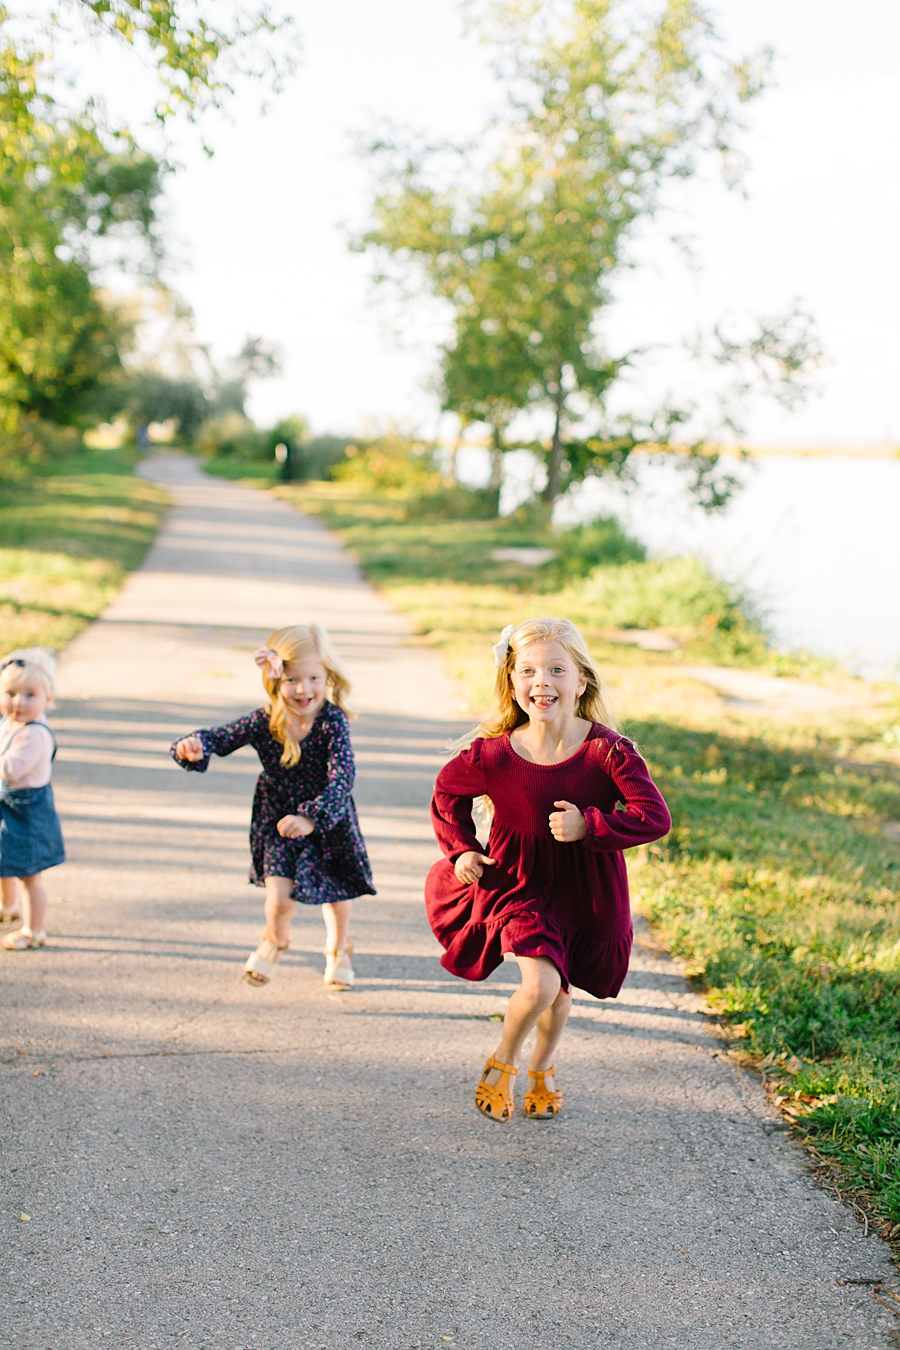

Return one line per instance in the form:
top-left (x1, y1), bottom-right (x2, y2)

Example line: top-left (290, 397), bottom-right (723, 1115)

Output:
top-left (170, 701), bottom-right (375, 905)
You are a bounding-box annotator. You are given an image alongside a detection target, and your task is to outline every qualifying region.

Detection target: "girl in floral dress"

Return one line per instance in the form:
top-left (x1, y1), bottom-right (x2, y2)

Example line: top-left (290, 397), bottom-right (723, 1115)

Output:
top-left (425, 617), bottom-right (671, 1122)
top-left (172, 624), bottom-right (374, 988)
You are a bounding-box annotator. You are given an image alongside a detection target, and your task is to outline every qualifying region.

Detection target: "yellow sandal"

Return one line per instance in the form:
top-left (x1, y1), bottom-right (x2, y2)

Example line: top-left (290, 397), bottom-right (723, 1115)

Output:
top-left (524, 1065), bottom-right (563, 1120)
top-left (475, 1055), bottom-right (518, 1123)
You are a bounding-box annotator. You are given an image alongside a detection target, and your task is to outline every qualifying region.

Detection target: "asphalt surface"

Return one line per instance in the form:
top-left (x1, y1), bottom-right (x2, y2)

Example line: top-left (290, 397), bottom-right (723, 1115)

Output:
top-left (1, 455), bottom-right (896, 1349)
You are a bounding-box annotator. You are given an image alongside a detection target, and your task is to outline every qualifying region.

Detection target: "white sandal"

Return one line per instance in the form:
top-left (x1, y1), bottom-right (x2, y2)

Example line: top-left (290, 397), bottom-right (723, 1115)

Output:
top-left (324, 942), bottom-right (354, 989)
top-left (2, 927), bottom-right (46, 950)
top-left (243, 932), bottom-right (289, 986)
top-left (0, 907), bottom-right (22, 924)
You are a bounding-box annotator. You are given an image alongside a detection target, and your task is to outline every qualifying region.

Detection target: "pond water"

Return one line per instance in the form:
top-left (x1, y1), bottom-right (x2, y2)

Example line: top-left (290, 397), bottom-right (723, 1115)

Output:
top-left (457, 448), bottom-right (900, 680)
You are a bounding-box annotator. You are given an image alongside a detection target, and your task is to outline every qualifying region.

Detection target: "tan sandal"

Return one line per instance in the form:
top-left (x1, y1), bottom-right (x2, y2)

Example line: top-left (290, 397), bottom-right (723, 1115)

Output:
top-left (475, 1055), bottom-right (518, 1123)
top-left (2, 927), bottom-right (46, 950)
top-left (0, 906), bottom-right (22, 924)
top-left (324, 941), bottom-right (354, 989)
top-left (524, 1065), bottom-right (563, 1120)
top-left (243, 931), bottom-right (289, 985)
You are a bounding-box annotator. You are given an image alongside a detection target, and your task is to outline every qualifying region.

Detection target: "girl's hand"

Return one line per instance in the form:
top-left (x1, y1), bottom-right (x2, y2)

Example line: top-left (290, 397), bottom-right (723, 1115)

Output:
top-left (174, 736), bottom-right (204, 762)
top-left (549, 800), bottom-right (587, 842)
top-left (277, 814), bottom-right (315, 839)
top-left (454, 850), bottom-right (496, 885)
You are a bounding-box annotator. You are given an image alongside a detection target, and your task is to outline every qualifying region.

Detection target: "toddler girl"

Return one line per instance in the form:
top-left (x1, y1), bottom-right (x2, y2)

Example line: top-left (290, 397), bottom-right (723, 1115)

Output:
top-left (425, 617), bottom-right (671, 1122)
top-left (0, 649), bottom-right (66, 949)
top-left (172, 623), bottom-right (374, 988)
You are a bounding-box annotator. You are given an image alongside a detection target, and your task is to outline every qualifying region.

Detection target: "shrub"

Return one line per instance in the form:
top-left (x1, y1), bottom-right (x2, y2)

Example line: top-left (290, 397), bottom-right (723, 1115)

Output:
top-left (331, 430), bottom-right (444, 494)
top-left (293, 433), bottom-right (353, 482)
top-left (551, 516), bottom-right (646, 580)
top-left (197, 412), bottom-right (268, 460)
top-left (577, 554), bottom-right (756, 632)
top-left (0, 414), bottom-right (83, 479)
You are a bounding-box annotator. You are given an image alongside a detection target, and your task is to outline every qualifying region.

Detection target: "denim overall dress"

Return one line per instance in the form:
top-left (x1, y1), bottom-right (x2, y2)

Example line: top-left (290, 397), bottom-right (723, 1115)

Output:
top-left (0, 723), bottom-right (66, 877)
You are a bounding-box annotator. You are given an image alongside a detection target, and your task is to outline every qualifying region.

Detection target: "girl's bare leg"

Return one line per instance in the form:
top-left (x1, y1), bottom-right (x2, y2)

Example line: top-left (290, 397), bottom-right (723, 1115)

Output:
top-left (322, 899), bottom-right (353, 953)
top-left (20, 874), bottom-right (48, 933)
top-left (1, 877), bottom-right (21, 917)
top-left (527, 989), bottom-right (573, 1090)
top-left (263, 876), bottom-right (295, 947)
top-left (485, 955), bottom-right (571, 1088)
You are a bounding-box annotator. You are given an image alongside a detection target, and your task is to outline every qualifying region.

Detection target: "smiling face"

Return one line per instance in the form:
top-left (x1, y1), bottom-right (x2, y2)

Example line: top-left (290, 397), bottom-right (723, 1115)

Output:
top-left (510, 639), bottom-right (586, 723)
top-left (0, 670), bottom-right (50, 724)
top-left (278, 655), bottom-right (328, 720)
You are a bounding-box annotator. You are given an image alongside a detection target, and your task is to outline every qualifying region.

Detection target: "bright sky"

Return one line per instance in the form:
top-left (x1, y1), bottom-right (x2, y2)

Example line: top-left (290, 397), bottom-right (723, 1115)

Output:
top-left (72, 1), bottom-right (900, 444)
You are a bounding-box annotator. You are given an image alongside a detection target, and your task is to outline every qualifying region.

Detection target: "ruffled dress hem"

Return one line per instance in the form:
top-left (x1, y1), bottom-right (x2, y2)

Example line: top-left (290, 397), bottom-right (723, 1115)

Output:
top-left (436, 900), bottom-right (633, 998)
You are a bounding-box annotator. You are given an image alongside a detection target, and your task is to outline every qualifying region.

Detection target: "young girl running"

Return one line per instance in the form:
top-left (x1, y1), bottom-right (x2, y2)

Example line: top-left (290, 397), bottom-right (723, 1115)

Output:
top-left (0, 649), bottom-right (66, 949)
top-left (425, 617), bottom-right (671, 1123)
top-left (171, 624), bottom-right (375, 988)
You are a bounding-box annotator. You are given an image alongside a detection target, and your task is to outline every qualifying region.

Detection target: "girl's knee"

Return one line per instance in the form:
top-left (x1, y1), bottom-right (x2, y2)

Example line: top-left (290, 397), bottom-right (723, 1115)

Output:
top-left (518, 956), bottom-right (562, 1007)
top-left (264, 879), bottom-right (295, 910)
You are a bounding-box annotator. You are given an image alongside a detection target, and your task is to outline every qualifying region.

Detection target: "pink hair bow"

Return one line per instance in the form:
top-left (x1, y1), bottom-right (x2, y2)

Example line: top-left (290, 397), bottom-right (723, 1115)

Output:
top-left (253, 647), bottom-right (284, 680)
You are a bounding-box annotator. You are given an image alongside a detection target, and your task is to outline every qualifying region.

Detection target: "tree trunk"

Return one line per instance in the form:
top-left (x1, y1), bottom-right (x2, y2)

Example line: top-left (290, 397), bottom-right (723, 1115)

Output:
top-left (543, 390), bottom-right (565, 503)
top-left (448, 431), bottom-right (462, 481)
top-left (488, 421), bottom-right (503, 515)
top-left (490, 441), bottom-right (503, 492)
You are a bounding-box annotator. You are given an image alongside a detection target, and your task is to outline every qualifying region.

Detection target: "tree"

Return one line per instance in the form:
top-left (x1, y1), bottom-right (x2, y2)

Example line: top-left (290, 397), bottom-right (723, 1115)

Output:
top-left (361, 0), bottom-right (817, 508)
top-left (0, 26), bottom-right (163, 444)
top-left (0, 1), bottom-right (295, 463)
top-left (198, 335), bottom-right (283, 419)
top-left (43, 2), bottom-right (296, 121)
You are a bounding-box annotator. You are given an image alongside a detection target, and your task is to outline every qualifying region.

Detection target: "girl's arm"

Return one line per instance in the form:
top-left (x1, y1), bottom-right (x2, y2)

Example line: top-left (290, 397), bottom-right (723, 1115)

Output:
top-left (169, 712), bottom-right (260, 774)
top-left (293, 712), bottom-right (357, 831)
top-left (581, 739), bottom-right (672, 852)
top-left (431, 744), bottom-right (488, 862)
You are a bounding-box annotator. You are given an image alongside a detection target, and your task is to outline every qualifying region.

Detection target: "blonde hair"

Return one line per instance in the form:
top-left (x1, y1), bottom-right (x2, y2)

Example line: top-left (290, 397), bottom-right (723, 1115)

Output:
top-left (0, 647), bottom-right (57, 703)
top-left (476, 617), bottom-right (617, 740)
top-left (261, 624), bottom-right (352, 767)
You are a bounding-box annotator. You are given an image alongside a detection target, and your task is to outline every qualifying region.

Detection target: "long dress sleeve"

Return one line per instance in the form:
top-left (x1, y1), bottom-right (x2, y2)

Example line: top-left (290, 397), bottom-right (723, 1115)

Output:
top-left (295, 713), bottom-right (356, 830)
top-left (582, 738), bottom-right (671, 852)
top-left (431, 742), bottom-right (489, 862)
top-left (169, 712), bottom-right (259, 774)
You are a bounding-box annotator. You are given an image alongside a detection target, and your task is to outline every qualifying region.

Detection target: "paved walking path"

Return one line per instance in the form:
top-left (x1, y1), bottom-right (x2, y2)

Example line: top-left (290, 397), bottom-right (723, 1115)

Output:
top-left (1, 456), bottom-right (895, 1349)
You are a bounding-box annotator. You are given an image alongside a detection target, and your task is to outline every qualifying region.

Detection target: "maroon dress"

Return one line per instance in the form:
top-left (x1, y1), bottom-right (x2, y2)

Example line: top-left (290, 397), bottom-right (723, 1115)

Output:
top-left (425, 724), bottom-right (671, 999)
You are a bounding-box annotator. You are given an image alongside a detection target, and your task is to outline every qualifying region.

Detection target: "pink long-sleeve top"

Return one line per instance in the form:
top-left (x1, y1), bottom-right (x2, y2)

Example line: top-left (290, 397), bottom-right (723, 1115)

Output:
top-left (0, 717), bottom-right (55, 788)
top-left (424, 723), bottom-right (671, 993)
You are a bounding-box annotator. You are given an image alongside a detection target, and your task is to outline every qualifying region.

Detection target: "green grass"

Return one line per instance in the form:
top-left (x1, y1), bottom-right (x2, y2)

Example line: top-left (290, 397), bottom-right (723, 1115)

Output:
top-left (202, 454), bottom-right (279, 487)
top-left (0, 447), bottom-right (169, 652)
top-left (634, 714), bottom-right (900, 1224)
top-left (264, 477), bottom-right (900, 1227)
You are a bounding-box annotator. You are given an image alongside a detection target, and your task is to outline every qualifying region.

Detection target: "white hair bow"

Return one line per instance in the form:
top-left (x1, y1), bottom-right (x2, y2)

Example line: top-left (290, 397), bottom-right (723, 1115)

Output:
top-left (492, 624), bottom-right (516, 668)
top-left (253, 647), bottom-right (284, 680)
